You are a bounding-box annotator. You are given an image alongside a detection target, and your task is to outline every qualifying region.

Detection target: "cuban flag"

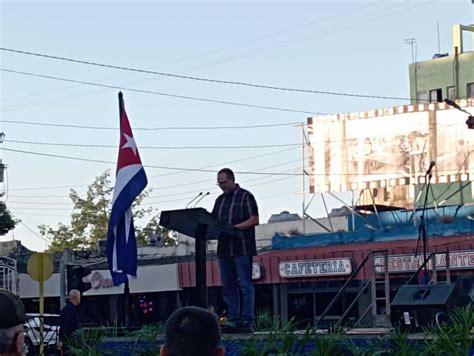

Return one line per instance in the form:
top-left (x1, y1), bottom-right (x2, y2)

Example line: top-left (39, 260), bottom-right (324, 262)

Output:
top-left (106, 92), bottom-right (147, 286)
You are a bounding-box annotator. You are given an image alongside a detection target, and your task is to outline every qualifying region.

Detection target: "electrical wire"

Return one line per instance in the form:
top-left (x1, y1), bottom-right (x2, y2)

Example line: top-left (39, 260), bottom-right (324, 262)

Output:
top-left (0, 147), bottom-right (304, 175)
top-left (184, 1), bottom-right (433, 79)
top-left (0, 2), bottom-right (381, 104)
top-left (3, 146), bottom-right (470, 177)
top-left (1, 68), bottom-right (321, 115)
top-left (0, 2), bottom-right (435, 115)
top-left (5, 147), bottom-right (299, 192)
top-left (4, 139), bottom-right (300, 149)
top-left (1, 118), bottom-right (466, 152)
top-left (6, 160), bottom-right (301, 204)
top-left (0, 48), bottom-right (412, 102)
top-left (0, 119), bottom-right (306, 131)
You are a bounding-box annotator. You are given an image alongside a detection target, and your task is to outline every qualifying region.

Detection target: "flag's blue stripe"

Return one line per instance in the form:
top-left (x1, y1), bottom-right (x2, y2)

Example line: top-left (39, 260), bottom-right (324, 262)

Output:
top-left (106, 166), bottom-right (147, 286)
top-left (109, 168), bottom-right (147, 228)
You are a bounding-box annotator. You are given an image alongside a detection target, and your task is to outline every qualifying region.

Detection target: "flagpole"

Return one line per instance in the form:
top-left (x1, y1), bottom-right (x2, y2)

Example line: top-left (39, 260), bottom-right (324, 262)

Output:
top-left (118, 91), bottom-right (130, 329)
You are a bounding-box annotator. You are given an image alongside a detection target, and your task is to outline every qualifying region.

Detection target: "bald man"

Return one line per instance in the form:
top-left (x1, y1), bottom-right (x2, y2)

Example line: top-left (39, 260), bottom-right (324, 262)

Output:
top-left (59, 290), bottom-right (81, 354)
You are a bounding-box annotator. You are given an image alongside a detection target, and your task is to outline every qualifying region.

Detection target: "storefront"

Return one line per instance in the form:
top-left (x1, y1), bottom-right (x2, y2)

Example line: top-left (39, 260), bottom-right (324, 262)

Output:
top-left (178, 235), bottom-right (474, 326)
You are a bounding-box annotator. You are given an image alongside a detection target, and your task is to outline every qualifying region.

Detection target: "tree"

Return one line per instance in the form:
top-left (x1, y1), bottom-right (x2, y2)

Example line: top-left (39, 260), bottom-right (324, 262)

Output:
top-left (0, 202), bottom-right (18, 235)
top-left (41, 170), bottom-right (173, 253)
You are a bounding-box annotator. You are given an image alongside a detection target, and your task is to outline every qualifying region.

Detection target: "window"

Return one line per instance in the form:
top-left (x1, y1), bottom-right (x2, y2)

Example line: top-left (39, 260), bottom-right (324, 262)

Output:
top-left (447, 86), bottom-right (456, 100)
top-left (416, 91), bottom-right (428, 103)
top-left (429, 88), bottom-right (442, 103)
top-left (467, 83), bottom-right (474, 99)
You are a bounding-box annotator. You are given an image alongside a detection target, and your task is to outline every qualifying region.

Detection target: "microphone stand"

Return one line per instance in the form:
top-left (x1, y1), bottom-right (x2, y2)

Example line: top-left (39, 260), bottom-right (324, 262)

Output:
top-left (186, 192), bottom-right (202, 209)
top-left (193, 192), bottom-right (210, 208)
top-left (416, 168), bottom-right (433, 284)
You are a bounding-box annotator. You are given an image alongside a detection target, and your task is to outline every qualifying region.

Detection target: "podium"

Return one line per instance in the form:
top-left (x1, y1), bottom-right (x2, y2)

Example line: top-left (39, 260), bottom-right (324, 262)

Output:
top-left (159, 208), bottom-right (238, 307)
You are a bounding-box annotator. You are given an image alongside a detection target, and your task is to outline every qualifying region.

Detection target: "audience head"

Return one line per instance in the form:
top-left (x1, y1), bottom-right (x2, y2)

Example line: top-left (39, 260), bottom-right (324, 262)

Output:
top-left (68, 289), bottom-right (81, 306)
top-left (160, 306), bottom-right (224, 356)
top-left (0, 290), bottom-right (27, 356)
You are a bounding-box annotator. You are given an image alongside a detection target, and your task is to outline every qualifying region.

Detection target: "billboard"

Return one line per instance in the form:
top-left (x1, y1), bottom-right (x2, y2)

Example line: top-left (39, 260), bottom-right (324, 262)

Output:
top-left (307, 100), bottom-right (474, 206)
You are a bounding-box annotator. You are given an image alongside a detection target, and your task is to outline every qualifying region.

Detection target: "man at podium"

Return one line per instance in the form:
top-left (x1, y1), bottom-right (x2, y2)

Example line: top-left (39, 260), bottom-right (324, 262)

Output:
top-left (212, 168), bottom-right (259, 333)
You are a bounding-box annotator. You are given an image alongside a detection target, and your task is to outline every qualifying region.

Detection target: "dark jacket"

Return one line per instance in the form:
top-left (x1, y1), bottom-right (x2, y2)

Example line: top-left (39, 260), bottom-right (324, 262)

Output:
top-left (59, 302), bottom-right (79, 340)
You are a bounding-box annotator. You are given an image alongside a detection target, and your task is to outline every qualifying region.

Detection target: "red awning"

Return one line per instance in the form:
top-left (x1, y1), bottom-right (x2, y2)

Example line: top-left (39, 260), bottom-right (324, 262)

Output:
top-left (178, 235), bottom-right (474, 288)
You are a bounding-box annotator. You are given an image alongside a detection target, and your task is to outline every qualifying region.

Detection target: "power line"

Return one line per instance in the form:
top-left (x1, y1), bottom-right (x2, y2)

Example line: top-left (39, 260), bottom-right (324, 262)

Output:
top-left (3, 146), bottom-right (470, 177)
top-left (2, 118), bottom-right (466, 152)
top-left (0, 2), bottom-right (433, 114)
top-left (0, 2), bottom-right (380, 104)
top-left (0, 48), bottom-right (412, 101)
top-left (0, 147), bottom-right (303, 175)
top-left (6, 160), bottom-right (301, 204)
top-left (0, 119), bottom-right (306, 131)
top-left (184, 1), bottom-right (432, 78)
top-left (150, 146), bottom-right (298, 178)
top-left (1, 68), bottom-right (321, 115)
top-left (6, 147), bottom-right (299, 192)
top-left (4, 139), bottom-right (300, 149)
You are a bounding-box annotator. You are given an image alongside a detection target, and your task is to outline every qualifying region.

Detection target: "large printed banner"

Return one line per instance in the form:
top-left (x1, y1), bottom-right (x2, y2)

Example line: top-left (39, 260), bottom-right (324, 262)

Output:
top-left (374, 250), bottom-right (474, 273)
top-left (307, 101), bottom-right (474, 198)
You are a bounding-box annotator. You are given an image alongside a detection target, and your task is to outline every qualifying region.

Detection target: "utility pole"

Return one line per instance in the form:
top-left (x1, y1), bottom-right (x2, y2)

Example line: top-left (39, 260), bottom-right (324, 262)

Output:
top-left (59, 249), bottom-right (72, 309)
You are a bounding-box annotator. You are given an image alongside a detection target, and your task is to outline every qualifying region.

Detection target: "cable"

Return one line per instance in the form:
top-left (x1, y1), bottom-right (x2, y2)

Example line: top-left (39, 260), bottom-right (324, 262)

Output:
top-left (0, 147), bottom-right (303, 175)
top-left (4, 139), bottom-right (300, 149)
top-left (6, 147), bottom-right (299, 192)
top-left (0, 48), bottom-right (412, 102)
top-left (4, 146), bottom-right (470, 177)
top-left (0, 119), bottom-right (306, 131)
top-left (1, 118), bottom-right (466, 152)
top-left (0, 2), bottom-right (381, 104)
top-left (0, 3), bottom-right (435, 114)
top-left (16, 220), bottom-right (51, 242)
top-left (7, 163), bottom-right (299, 204)
top-left (1, 68), bottom-right (321, 115)
top-left (184, 1), bottom-right (433, 79)
top-left (150, 146), bottom-right (298, 178)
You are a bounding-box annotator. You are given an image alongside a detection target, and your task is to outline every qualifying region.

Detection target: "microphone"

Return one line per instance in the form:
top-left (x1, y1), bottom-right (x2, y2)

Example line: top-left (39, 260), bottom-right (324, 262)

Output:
top-left (193, 192), bottom-right (210, 208)
top-left (426, 161), bottom-right (436, 176)
top-left (186, 192), bottom-right (202, 209)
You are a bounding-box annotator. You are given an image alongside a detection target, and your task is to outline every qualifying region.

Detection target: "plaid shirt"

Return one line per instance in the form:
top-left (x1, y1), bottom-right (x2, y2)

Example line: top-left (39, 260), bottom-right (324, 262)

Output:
top-left (212, 184), bottom-right (259, 258)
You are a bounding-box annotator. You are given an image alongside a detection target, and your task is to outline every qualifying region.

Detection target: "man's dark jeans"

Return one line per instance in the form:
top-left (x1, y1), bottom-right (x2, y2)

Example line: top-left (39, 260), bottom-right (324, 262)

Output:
top-left (218, 255), bottom-right (255, 326)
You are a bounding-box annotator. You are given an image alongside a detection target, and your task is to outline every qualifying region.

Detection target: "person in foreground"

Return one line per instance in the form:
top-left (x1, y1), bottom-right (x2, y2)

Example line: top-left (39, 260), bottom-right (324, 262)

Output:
top-left (160, 306), bottom-right (225, 356)
top-left (213, 168), bottom-right (259, 333)
top-left (0, 289), bottom-right (27, 356)
top-left (59, 289), bottom-right (81, 354)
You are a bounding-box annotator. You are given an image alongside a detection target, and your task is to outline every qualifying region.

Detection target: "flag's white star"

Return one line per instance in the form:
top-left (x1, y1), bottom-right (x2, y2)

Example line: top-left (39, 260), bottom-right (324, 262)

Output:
top-left (122, 133), bottom-right (138, 155)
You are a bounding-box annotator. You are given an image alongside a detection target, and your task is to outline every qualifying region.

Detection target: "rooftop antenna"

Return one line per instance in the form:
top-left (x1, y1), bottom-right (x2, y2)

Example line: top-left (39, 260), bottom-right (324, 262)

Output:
top-left (404, 38), bottom-right (417, 63)
top-left (437, 21), bottom-right (441, 53)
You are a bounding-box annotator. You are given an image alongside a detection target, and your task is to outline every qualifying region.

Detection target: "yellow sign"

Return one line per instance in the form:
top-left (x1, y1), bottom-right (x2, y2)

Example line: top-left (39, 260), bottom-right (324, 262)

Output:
top-left (27, 253), bottom-right (53, 282)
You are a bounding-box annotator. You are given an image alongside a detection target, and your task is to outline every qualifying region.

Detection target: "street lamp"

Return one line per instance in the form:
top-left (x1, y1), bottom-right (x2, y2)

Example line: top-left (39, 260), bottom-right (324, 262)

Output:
top-left (444, 99), bottom-right (474, 129)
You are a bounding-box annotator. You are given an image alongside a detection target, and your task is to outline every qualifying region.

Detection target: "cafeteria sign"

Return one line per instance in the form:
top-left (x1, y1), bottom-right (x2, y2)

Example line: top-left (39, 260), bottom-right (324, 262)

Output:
top-left (279, 258), bottom-right (352, 278)
top-left (374, 250), bottom-right (474, 273)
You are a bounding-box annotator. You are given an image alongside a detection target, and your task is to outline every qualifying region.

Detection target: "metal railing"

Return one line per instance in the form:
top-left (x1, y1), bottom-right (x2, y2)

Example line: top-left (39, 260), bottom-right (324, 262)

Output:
top-left (314, 249), bottom-right (389, 329)
top-left (405, 250), bottom-right (451, 286)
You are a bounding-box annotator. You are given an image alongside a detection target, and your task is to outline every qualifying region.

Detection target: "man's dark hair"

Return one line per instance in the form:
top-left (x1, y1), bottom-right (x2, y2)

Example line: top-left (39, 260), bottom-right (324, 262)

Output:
top-left (164, 306), bottom-right (221, 356)
top-left (217, 168), bottom-right (235, 181)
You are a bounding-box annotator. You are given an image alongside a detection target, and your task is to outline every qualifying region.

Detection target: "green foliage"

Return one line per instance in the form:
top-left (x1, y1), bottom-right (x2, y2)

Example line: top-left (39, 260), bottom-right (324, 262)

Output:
top-left (67, 323), bottom-right (162, 356)
top-left (0, 202), bottom-right (18, 236)
top-left (238, 316), bottom-right (316, 355)
top-left (422, 304), bottom-right (474, 356)
top-left (41, 170), bottom-right (174, 253)
top-left (61, 305), bottom-right (474, 355)
top-left (254, 308), bottom-right (274, 331)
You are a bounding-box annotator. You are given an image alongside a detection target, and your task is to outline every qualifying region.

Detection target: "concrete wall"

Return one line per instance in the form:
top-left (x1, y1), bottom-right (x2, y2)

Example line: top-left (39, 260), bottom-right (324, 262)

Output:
top-left (409, 52), bottom-right (474, 101)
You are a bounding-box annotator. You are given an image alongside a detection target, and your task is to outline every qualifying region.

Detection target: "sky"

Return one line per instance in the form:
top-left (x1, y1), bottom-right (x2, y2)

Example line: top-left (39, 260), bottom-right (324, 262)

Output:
top-left (0, 0), bottom-right (473, 252)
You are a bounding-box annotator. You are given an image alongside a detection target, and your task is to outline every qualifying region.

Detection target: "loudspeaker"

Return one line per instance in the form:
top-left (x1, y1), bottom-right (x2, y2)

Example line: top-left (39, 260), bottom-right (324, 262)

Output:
top-left (390, 284), bottom-right (470, 332)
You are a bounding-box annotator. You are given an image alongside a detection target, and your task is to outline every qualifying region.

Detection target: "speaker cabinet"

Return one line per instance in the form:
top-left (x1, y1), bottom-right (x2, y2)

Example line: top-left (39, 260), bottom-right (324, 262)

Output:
top-left (390, 284), bottom-right (470, 332)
